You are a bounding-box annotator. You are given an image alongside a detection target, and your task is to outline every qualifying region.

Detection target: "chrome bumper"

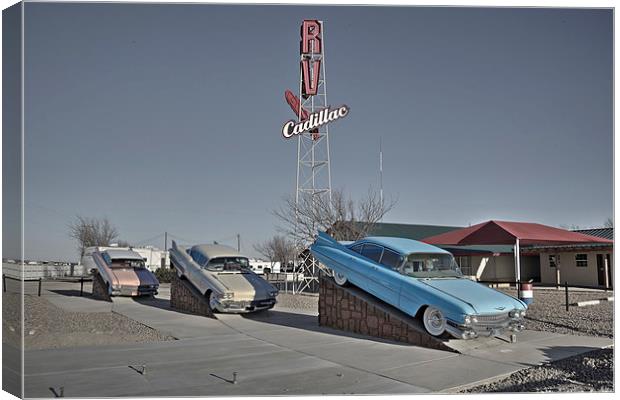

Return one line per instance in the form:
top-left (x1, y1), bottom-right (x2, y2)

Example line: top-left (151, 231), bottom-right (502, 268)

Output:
top-left (446, 318), bottom-right (525, 340)
top-left (214, 298), bottom-right (277, 313)
top-left (112, 285), bottom-right (159, 297)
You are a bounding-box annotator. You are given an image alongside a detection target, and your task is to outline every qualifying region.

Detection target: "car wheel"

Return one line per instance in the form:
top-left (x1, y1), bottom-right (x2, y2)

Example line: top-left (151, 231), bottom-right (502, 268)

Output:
top-left (206, 291), bottom-right (218, 313)
top-left (333, 270), bottom-right (349, 286)
top-left (422, 306), bottom-right (446, 337)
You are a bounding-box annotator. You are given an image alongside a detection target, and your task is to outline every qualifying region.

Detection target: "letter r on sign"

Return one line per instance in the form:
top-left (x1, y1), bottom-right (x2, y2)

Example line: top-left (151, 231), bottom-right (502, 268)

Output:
top-left (300, 20), bottom-right (321, 54)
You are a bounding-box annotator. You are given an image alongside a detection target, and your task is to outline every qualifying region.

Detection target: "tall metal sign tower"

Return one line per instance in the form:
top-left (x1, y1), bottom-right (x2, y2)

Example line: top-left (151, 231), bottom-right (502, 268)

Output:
top-left (295, 20), bottom-right (331, 293)
top-left (296, 20), bottom-right (331, 204)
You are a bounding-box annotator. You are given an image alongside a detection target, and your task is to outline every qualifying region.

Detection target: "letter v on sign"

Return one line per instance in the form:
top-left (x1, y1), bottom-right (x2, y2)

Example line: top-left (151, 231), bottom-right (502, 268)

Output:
top-left (301, 59), bottom-right (321, 98)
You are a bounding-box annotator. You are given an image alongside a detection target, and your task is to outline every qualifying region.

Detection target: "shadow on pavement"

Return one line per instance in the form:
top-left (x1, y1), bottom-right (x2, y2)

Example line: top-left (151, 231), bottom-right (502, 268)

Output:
top-left (131, 295), bottom-right (213, 319)
top-left (48, 289), bottom-right (91, 298)
top-left (241, 309), bottom-right (415, 347)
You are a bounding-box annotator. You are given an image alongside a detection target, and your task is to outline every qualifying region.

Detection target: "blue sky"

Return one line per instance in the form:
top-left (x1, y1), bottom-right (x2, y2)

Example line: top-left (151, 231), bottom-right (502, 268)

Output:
top-left (6, 4), bottom-right (613, 261)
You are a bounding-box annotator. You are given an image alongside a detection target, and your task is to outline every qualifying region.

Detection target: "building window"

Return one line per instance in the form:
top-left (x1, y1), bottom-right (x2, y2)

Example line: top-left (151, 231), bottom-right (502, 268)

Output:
top-left (575, 254), bottom-right (588, 267)
top-left (549, 255), bottom-right (557, 268)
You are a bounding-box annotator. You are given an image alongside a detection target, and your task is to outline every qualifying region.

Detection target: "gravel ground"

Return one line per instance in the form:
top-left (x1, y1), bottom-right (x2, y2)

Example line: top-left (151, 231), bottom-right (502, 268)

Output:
top-left (462, 347), bottom-right (614, 393)
top-left (276, 292), bottom-right (318, 311)
top-left (2, 292), bottom-right (23, 348)
top-left (498, 288), bottom-right (613, 338)
top-left (3, 293), bottom-right (175, 350)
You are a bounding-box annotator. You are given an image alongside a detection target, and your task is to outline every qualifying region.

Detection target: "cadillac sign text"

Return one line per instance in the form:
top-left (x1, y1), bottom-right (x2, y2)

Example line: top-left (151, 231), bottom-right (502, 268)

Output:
top-left (282, 105), bottom-right (349, 138)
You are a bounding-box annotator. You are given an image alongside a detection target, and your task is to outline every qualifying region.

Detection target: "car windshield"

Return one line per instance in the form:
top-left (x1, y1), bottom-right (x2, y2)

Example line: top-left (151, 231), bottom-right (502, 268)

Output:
top-left (205, 257), bottom-right (250, 272)
top-left (402, 253), bottom-right (462, 278)
top-left (109, 258), bottom-right (146, 269)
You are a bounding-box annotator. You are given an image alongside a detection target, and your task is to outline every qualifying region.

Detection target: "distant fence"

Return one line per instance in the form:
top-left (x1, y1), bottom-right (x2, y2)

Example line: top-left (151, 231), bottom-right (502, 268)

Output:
top-left (265, 272), bottom-right (310, 293)
top-left (3, 274), bottom-right (93, 297)
top-left (477, 279), bottom-right (613, 312)
top-left (2, 262), bottom-right (89, 280)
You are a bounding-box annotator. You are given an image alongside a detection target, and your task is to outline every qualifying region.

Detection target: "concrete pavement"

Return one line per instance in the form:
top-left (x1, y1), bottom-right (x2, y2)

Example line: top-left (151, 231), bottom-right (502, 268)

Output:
top-left (16, 281), bottom-right (614, 396)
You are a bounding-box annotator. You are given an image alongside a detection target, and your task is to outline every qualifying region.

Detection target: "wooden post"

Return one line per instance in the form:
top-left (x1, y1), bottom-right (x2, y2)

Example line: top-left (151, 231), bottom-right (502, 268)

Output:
top-left (565, 281), bottom-right (569, 312)
top-left (80, 276), bottom-right (84, 296)
top-left (38, 277), bottom-right (42, 297)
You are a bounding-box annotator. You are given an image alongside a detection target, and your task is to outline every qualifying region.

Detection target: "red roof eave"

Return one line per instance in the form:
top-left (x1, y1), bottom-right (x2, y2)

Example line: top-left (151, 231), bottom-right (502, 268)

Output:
top-left (423, 220), bottom-right (613, 246)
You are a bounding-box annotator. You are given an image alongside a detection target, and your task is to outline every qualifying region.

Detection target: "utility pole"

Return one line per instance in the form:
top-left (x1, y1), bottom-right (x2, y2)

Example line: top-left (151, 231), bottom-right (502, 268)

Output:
top-left (237, 234), bottom-right (240, 252)
top-left (379, 137), bottom-right (383, 214)
top-left (162, 231), bottom-right (168, 269)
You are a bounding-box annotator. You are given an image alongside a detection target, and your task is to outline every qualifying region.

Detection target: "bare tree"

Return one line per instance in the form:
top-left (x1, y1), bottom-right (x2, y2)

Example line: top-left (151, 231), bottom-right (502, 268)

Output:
top-left (253, 240), bottom-right (275, 263)
top-left (560, 223), bottom-right (581, 231)
top-left (68, 216), bottom-right (119, 257)
top-left (253, 235), bottom-right (296, 268)
top-left (273, 188), bottom-right (396, 246)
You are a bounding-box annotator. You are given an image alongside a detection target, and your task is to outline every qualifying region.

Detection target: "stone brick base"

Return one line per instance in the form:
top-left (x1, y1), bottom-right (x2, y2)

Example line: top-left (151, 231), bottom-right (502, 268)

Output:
top-left (319, 275), bottom-right (456, 352)
top-left (170, 270), bottom-right (215, 318)
top-left (91, 273), bottom-right (111, 302)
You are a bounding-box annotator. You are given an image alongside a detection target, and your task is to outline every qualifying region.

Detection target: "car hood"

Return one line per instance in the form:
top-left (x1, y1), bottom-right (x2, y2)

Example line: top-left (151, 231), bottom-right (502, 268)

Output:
top-left (111, 268), bottom-right (159, 287)
top-left (419, 277), bottom-right (524, 314)
top-left (214, 273), bottom-right (273, 301)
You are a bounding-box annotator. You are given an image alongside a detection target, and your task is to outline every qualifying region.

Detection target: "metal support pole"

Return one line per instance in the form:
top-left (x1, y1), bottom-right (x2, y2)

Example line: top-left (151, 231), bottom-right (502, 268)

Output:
top-left (604, 256), bottom-right (610, 289)
top-left (565, 281), bottom-right (569, 312)
top-left (514, 238), bottom-right (521, 284)
top-left (237, 234), bottom-right (240, 252)
top-left (80, 276), bottom-right (84, 296)
top-left (38, 277), bottom-right (42, 297)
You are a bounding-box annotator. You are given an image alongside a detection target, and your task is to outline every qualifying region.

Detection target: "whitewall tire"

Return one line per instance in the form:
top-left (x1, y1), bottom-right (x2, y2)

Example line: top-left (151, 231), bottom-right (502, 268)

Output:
top-left (207, 292), bottom-right (218, 313)
top-left (333, 271), bottom-right (349, 286)
top-left (423, 306), bottom-right (446, 336)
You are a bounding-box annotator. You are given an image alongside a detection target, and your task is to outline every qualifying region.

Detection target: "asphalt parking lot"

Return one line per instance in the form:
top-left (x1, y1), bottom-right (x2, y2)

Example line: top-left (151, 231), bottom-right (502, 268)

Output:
top-left (4, 280), bottom-right (613, 397)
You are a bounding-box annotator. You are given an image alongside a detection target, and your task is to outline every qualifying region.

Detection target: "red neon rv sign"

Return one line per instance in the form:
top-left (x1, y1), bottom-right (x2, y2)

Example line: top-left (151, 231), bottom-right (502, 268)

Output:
top-left (282, 20), bottom-right (349, 139)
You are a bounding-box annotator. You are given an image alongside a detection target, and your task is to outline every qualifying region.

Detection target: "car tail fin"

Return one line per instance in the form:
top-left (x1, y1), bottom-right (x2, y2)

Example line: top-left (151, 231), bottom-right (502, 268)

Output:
top-left (313, 231), bottom-right (343, 249)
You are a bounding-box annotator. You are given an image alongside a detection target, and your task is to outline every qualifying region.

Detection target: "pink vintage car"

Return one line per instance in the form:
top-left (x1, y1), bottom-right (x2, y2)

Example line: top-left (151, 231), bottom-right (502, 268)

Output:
top-left (82, 247), bottom-right (159, 296)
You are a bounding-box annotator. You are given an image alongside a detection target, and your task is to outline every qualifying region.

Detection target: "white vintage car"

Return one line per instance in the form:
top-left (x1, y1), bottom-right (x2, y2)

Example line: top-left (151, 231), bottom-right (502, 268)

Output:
top-left (169, 241), bottom-right (278, 313)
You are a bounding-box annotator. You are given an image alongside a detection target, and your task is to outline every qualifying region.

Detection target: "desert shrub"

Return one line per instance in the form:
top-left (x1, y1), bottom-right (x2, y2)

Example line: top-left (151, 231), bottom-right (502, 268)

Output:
top-left (154, 267), bottom-right (175, 283)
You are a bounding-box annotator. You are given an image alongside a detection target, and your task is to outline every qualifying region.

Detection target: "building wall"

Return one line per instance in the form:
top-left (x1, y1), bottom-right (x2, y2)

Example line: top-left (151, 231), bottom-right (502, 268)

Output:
top-left (132, 247), bottom-right (169, 271)
top-left (474, 255), bottom-right (515, 281)
top-left (539, 250), bottom-right (614, 287)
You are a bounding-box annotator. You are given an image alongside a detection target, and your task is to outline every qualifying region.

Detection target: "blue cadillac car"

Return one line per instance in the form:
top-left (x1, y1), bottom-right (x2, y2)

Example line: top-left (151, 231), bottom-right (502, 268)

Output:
top-left (310, 232), bottom-right (527, 339)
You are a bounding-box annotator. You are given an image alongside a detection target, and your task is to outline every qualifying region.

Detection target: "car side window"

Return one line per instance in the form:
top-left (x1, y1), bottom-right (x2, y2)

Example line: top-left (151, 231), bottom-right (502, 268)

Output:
top-left (380, 248), bottom-right (402, 270)
top-left (361, 244), bottom-right (383, 263)
top-left (190, 250), bottom-right (207, 266)
top-left (350, 244), bottom-right (363, 254)
top-left (101, 252), bottom-right (112, 265)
